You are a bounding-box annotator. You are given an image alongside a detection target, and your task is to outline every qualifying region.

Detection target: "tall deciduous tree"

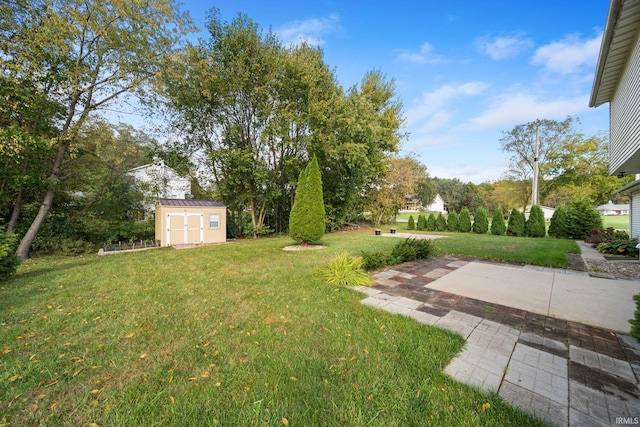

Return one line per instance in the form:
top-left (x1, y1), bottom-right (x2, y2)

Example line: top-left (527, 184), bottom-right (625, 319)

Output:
top-left (500, 116), bottom-right (578, 203)
top-left (3, 0), bottom-right (193, 260)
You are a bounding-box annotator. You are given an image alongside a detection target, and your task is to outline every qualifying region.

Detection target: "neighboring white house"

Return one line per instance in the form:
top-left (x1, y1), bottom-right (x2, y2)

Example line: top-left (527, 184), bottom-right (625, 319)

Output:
top-left (524, 205), bottom-right (555, 221)
top-left (596, 201), bottom-right (630, 215)
top-left (402, 194), bottom-right (447, 214)
top-left (127, 160), bottom-right (192, 213)
top-left (425, 194), bottom-right (446, 214)
top-left (589, 0), bottom-right (640, 236)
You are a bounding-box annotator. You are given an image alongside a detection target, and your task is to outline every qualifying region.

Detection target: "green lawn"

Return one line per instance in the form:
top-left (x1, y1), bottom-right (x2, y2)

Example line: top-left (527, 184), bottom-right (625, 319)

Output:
top-left (602, 214), bottom-right (629, 231)
top-left (0, 234), bottom-right (551, 426)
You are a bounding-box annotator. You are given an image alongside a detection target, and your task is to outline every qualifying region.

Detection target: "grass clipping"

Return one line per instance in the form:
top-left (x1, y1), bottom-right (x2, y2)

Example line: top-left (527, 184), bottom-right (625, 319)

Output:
top-left (317, 252), bottom-right (373, 286)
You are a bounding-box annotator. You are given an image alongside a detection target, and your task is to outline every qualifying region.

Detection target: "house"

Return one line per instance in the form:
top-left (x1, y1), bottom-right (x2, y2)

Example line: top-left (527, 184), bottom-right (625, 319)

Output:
top-left (127, 160), bottom-right (192, 213)
top-left (155, 199), bottom-right (226, 247)
top-left (596, 200), bottom-right (630, 215)
top-left (402, 194), bottom-right (447, 213)
top-left (590, 0), bottom-right (640, 236)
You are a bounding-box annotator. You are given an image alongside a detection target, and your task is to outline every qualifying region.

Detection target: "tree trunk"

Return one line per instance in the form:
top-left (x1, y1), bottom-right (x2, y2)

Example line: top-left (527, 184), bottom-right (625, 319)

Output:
top-left (6, 188), bottom-right (23, 234)
top-left (15, 138), bottom-right (71, 260)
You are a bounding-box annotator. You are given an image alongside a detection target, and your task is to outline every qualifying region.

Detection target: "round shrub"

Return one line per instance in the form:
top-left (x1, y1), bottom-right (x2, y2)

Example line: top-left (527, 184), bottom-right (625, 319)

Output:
top-left (548, 207), bottom-right (569, 239)
top-left (407, 215), bottom-right (415, 230)
top-left (472, 206), bottom-right (488, 234)
top-left (447, 210), bottom-right (459, 232)
top-left (458, 208), bottom-right (472, 232)
top-left (525, 205), bottom-right (546, 238)
top-left (490, 208), bottom-right (506, 235)
top-left (565, 199), bottom-right (602, 239)
top-left (507, 208), bottom-right (525, 237)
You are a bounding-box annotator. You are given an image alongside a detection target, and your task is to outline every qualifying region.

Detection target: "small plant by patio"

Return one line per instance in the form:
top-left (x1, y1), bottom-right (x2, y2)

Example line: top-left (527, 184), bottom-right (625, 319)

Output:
top-left (360, 250), bottom-right (392, 270)
top-left (458, 208), bottom-right (472, 232)
top-left (407, 215), bottom-right (415, 230)
top-left (447, 210), bottom-right (459, 231)
top-left (491, 208), bottom-right (506, 235)
top-left (597, 239), bottom-right (639, 257)
top-left (390, 237), bottom-right (437, 264)
top-left (317, 252), bottom-right (372, 286)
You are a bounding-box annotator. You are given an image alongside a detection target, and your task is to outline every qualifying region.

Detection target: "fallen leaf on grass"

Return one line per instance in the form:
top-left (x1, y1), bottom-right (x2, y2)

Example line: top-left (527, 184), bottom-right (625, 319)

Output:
top-left (482, 402), bottom-right (491, 412)
top-left (125, 333), bottom-right (135, 339)
top-left (200, 371), bottom-right (210, 378)
top-left (169, 396), bottom-right (175, 406)
top-left (139, 352), bottom-right (148, 359)
top-left (282, 418), bottom-right (289, 426)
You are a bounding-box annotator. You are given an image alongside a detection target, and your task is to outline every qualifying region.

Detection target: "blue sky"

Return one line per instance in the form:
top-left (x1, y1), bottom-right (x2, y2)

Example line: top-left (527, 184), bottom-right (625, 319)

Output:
top-left (176, 0), bottom-right (610, 183)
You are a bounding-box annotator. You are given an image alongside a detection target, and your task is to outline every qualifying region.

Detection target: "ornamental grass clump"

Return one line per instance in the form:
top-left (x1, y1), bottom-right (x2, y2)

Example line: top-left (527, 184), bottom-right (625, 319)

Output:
top-left (317, 252), bottom-right (372, 286)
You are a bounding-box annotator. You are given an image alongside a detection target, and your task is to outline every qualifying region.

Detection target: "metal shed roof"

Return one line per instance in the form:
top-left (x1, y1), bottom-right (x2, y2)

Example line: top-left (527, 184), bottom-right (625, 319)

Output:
top-left (590, 0), bottom-right (640, 107)
top-left (157, 199), bottom-right (225, 207)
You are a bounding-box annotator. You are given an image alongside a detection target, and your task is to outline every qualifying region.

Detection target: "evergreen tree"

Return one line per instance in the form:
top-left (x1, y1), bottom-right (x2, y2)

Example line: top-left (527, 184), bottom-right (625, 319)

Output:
top-left (417, 214), bottom-right (427, 231)
top-left (426, 213), bottom-right (436, 231)
top-left (565, 199), bottom-right (602, 239)
top-left (435, 213), bottom-right (447, 231)
top-left (407, 215), bottom-right (415, 230)
top-left (289, 156), bottom-right (325, 244)
top-left (490, 208), bottom-right (506, 236)
top-left (472, 206), bottom-right (489, 234)
top-left (458, 208), bottom-right (472, 232)
top-left (525, 205), bottom-right (546, 237)
top-left (447, 210), bottom-right (459, 232)
top-left (507, 208), bottom-right (525, 237)
top-left (548, 207), bottom-right (569, 238)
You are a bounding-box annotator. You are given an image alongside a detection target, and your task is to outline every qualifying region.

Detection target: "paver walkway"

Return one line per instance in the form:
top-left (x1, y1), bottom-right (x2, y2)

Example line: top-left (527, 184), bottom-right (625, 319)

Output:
top-left (355, 256), bottom-right (640, 426)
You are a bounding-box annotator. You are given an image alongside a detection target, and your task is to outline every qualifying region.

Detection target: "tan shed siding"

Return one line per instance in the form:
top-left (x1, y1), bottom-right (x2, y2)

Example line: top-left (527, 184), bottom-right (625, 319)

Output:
top-left (610, 29), bottom-right (640, 174)
top-left (632, 191), bottom-right (640, 238)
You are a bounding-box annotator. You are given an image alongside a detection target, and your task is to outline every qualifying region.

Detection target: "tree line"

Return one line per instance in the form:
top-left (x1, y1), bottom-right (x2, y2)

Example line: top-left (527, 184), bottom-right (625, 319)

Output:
top-left (0, 1), bottom-right (630, 265)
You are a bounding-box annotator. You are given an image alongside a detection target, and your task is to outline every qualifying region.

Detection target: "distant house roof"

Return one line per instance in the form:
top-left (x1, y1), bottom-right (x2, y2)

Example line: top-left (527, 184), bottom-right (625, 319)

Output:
top-left (157, 199), bottom-right (225, 207)
top-left (596, 201), bottom-right (630, 211)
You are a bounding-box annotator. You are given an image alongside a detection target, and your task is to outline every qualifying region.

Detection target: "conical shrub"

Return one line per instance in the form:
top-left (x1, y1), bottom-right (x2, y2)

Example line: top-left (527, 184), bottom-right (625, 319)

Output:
top-left (289, 155), bottom-right (325, 244)
top-left (472, 206), bottom-right (488, 234)
top-left (407, 215), bottom-right (415, 230)
top-left (447, 210), bottom-right (459, 232)
top-left (525, 205), bottom-right (546, 237)
top-left (426, 213), bottom-right (436, 231)
top-left (435, 213), bottom-right (447, 231)
top-left (490, 208), bottom-right (506, 235)
top-left (458, 208), bottom-right (472, 232)
top-left (507, 208), bottom-right (525, 237)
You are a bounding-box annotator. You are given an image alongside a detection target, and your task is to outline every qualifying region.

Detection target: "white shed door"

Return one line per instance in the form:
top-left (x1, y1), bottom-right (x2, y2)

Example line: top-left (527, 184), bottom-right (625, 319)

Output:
top-left (166, 213), bottom-right (204, 245)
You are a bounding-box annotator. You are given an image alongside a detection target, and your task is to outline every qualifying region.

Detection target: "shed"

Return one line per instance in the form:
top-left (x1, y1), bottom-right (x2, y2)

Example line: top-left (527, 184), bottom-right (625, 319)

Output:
top-left (155, 199), bottom-right (226, 247)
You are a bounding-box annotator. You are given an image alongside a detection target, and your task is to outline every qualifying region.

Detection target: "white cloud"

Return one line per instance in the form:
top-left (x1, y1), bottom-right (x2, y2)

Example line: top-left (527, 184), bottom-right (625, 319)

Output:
top-left (465, 92), bottom-right (590, 131)
top-left (406, 81), bottom-right (489, 125)
top-left (276, 13), bottom-right (341, 47)
top-left (396, 42), bottom-right (448, 64)
top-left (475, 33), bottom-right (533, 60)
top-left (531, 32), bottom-right (602, 74)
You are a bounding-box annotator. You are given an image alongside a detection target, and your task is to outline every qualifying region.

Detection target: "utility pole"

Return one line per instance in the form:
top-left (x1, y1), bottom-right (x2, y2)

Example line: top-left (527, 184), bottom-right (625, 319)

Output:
top-left (532, 128), bottom-right (540, 206)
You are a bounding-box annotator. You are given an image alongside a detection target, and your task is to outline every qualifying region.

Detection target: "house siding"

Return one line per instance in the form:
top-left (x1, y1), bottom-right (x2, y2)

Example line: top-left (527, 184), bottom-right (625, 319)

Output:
top-left (609, 27), bottom-right (640, 175)
top-left (631, 191), bottom-right (640, 238)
